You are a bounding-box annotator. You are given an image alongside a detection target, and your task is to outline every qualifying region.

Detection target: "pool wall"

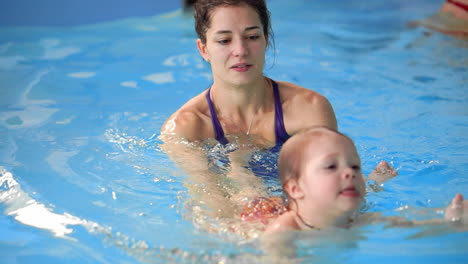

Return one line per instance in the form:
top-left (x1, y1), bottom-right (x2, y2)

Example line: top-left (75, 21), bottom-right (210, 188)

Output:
top-left (0, 0), bottom-right (183, 27)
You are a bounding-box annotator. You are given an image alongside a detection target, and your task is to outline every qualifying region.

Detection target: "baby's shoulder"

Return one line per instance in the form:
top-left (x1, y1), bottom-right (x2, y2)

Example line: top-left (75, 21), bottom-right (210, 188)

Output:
top-left (264, 211), bottom-right (299, 235)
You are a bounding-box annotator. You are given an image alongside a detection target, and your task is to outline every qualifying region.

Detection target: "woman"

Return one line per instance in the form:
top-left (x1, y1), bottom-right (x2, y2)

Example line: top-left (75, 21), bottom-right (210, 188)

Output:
top-left (159, 0), bottom-right (336, 235)
top-left (160, 1), bottom-right (397, 238)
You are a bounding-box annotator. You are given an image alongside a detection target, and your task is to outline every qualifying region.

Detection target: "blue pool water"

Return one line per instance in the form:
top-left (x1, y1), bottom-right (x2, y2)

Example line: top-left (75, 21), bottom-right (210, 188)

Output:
top-left (1, 0), bottom-right (468, 263)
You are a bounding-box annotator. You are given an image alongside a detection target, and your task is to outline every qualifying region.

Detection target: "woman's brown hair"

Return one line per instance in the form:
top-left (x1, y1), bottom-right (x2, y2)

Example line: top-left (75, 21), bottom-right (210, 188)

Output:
top-left (193, 0), bottom-right (274, 47)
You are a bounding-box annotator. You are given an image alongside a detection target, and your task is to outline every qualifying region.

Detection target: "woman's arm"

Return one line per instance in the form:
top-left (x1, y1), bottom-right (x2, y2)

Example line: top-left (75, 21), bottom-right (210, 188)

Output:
top-left (159, 129), bottom-right (268, 220)
top-left (159, 134), bottom-right (238, 218)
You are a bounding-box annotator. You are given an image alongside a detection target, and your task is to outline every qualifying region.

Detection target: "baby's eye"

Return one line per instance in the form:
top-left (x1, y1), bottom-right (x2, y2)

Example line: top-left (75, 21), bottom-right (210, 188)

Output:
top-left (352, 165), bottom-right (361, 171)
top-left (326, 164), bottom-right (337, 170)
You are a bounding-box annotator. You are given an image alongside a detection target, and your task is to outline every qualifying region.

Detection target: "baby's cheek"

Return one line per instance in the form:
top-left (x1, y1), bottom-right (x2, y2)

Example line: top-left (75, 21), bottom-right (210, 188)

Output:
top-left (357, 177), bottom-right (366, 194)
top-left (320, 180), bottom-right (339, 197)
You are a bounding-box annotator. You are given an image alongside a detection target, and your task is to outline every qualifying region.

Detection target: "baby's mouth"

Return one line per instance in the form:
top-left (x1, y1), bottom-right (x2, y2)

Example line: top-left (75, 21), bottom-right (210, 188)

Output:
top-left (340, 186), bottom-right (360, 197)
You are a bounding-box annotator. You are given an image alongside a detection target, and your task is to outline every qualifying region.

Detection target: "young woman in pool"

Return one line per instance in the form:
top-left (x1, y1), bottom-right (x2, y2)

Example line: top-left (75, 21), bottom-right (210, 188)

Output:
top-left (159, 0), bottom-right (339, 223)
top-left (159, 0), bottom-right (395, 231)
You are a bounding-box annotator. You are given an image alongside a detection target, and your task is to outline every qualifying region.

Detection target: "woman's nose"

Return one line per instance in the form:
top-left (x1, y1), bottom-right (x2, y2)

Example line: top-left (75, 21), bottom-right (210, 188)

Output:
top-left (232, 38), bottom-right (248, 57)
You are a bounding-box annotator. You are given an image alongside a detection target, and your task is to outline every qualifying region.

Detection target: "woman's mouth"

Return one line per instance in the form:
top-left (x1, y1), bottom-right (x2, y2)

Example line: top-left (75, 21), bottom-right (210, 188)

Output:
top-left (231, 63), bottom-right (252, 72)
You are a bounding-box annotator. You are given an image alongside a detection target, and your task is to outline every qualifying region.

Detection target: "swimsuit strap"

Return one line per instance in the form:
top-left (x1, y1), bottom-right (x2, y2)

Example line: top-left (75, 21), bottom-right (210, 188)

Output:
top-left (272, 80), bottom-right (290, 145)
top-left (206, 88), bottom-right (229, 145)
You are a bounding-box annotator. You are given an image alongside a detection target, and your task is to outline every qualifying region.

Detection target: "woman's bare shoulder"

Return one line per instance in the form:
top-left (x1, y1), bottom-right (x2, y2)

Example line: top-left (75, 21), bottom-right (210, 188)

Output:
top-left (160, 92), bottom-right (212, 141)
top-left (276, 81), bottom-right (338, 131)
top-left (277, 81), bottom-right (328, 104)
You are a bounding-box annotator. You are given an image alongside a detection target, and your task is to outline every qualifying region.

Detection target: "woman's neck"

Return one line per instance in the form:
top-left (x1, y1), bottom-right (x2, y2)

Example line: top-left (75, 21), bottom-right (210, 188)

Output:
top-left (210, 76), bottom-right (271, 123)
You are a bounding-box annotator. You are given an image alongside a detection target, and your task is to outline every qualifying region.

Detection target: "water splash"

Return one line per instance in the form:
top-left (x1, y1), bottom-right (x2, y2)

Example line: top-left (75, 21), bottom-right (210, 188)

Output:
top-left (0, 167), bottom-right (96, 238)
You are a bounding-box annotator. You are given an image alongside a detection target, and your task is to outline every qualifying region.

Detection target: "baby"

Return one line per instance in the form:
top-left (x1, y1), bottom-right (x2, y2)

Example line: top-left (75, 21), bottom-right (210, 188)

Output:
top-left (264, 126), bottom-right (467, 234)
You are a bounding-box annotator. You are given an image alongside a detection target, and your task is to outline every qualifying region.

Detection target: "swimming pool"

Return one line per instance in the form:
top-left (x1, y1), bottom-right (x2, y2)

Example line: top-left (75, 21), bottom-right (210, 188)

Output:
top-left (1, 0), bottom-right (467, 263)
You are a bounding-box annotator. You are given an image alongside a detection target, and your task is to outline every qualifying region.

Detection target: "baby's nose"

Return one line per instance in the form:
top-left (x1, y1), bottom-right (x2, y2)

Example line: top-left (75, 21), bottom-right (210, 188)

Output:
top-left (343, 168), bottom-right (356, 179)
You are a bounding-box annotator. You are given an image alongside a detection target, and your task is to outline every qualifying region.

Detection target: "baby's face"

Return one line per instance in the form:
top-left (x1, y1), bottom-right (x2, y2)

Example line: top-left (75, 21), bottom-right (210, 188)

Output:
top-left (297, 133), bottom-right (366, 215)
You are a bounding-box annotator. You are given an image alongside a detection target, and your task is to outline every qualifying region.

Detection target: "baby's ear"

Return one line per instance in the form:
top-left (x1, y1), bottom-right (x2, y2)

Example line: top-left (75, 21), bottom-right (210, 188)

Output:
top-left (284, 179), bottom-right (304, 200)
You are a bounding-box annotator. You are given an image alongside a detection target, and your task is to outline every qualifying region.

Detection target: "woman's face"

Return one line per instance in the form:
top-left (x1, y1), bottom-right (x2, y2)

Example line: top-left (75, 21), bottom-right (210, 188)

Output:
top-left (197, 4), bottom-right (268, 86)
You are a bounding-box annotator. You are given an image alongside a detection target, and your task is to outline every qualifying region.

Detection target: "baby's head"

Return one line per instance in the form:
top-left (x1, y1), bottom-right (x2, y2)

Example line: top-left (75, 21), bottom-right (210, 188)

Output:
top-left (278, 127), bottom-right (365, 211)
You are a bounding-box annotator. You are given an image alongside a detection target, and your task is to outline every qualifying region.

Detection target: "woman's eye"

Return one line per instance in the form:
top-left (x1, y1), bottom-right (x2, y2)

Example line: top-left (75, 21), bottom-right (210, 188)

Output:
top-left (217, 39), bottom-right (231, 45)
top-left (248, 35), bottom-right (260, 40)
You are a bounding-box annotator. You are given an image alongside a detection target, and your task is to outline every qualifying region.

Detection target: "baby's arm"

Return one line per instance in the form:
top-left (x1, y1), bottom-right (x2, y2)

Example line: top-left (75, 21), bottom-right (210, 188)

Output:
top-left (359, 193), bottom-right (468, 228)
top-left (412, 193), bottom-right (468, 227)
top-left (366, 161), bottom-right (398, 193)
top-left (444, 193), bottom-right (468, 226)
top-left (367, 161), bottom-right (398, 184)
